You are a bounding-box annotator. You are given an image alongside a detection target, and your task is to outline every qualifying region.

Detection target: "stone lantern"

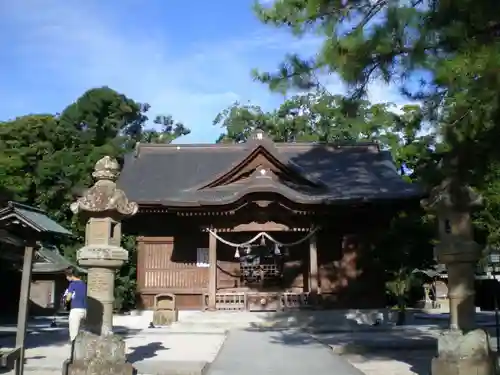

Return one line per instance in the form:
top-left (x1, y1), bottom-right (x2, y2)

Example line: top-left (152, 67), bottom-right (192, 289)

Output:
top-left (67, 156), bottom-right (138, 375)
top-left (422, 178), bottom-right (495, 375)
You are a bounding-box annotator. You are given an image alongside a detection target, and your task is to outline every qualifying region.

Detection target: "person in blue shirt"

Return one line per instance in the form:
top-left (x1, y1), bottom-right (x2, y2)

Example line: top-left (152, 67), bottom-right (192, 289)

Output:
top-left (63, 268), bottom-right (87, 342)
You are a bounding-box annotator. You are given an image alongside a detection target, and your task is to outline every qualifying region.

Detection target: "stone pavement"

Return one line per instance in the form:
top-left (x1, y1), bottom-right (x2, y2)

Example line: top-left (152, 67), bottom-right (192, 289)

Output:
top-left (0, 326), bottom-right (225, 375)
top-left (205, 329), bottom-right (364, 375)
top-left (312, 330), bottom-right (438, 375)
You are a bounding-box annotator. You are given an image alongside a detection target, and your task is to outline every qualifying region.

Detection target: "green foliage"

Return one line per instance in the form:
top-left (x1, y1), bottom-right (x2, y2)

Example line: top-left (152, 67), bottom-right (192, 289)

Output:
top-left (0, 86), bottom-right (190, 310)
top-left (143, 115), bottom-right (191, 144)
top-left (114, 235), bottom-right (138, 311)
top-left (375, 210), bottom-right (435, 305)
top-left (473, 162), bottom-right (500, 253)
top-left (215, 92), bottom-right (410, 143)
top-left (252, 0), bottom-right (500, 181)
top-left (215, 91), bottom-right (437, 173)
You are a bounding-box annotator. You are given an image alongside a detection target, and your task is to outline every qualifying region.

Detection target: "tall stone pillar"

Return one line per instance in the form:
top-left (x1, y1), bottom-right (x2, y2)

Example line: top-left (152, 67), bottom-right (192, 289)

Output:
top-left (308, 233), bottom-right (319, 302)
top-left (422, 178), bottom-right (495, 375)
top-left (208, 231), bottom-right (217, 311)
top-left (67, 156), bottom-right (138, 375)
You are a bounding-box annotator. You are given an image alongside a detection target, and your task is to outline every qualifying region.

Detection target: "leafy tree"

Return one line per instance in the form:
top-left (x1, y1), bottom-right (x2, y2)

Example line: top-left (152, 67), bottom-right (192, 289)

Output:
top-left (376, 209), bottom-right (435, 320)
top-left (0, 114), bottom-right (78, 223)
top-left (252, 0), bottom-right (500, 182)
top-left (0, 86), bottom-right (190, 310)
top-left (215, 91), bottom-right (436, 174)
top-left (215, 102), bottom-right (275, 143)
top-left (141, 115), bottom-right (191, 144)
top-left (473, 162), bottom-right (500, 252)
top-left (215, 92), bottom-right (392, 143)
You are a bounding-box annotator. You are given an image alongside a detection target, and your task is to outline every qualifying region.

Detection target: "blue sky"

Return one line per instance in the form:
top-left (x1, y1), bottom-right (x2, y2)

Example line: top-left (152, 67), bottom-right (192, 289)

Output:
top-left (0, 0), bottom-right (409, 143)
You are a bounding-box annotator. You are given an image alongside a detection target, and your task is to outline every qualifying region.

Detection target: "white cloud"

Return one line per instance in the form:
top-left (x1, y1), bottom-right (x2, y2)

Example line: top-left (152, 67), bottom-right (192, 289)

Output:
top-left (0, 1), bottom-right (290, 142)
top-left (0, 0), bottom-right (412, 143)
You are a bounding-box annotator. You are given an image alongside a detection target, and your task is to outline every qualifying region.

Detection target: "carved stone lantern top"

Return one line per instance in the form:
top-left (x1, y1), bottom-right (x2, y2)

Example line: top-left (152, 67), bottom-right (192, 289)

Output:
top-left (70, 156), bottom-right (138, 218)
top-left (421, 178), bottom-right (482, 214)
top-left (92, 156), bottom-right (120, 181)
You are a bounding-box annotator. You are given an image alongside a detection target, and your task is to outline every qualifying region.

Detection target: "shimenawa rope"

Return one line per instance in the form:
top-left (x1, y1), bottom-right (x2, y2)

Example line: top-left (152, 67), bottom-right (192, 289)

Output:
top-left (207, 226), bottom-right (319, 248)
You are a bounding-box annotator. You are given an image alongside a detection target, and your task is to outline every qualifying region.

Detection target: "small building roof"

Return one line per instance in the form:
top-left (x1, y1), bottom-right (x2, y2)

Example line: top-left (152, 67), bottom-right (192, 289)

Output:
top-left (0, 201), bottom-right (72, 237)
top-left (33, 244), bottom-right (86, 274)
top-left (0, 201), bottom-right (74, 267)
top-left (118, 134), bottom-right (423, 207)
top-left (0, 242), bottom-right (85, 274)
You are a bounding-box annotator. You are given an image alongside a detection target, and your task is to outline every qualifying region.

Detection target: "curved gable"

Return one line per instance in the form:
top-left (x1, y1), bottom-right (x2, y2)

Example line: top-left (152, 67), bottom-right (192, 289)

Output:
top-left (194, 131), bottom-right (326, 191)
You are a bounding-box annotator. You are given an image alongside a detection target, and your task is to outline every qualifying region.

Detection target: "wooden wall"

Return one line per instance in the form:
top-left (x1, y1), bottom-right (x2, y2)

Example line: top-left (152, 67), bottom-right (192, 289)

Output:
top-left (137, 224), bottom-right (385, 310)
top-left (30, 273), bottom-right (67, 316)
top-left (137, 235), bottom-right (208, 309)
top-left (137, 231), bottom-right (310, 309)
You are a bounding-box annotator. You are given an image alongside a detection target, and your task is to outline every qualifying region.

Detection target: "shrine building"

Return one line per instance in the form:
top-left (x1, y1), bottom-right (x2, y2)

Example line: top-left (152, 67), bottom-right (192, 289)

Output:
top-left (118, 130), bottom-right (422, 311)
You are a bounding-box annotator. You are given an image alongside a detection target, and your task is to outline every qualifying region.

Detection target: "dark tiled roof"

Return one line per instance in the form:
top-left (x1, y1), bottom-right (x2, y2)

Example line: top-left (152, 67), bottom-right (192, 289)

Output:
top-left (117, 140), bottom-right (423, 207)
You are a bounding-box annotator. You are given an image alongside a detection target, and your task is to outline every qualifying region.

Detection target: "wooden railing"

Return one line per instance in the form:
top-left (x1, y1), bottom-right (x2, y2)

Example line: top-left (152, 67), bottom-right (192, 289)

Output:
top-left (203, 292), bottom-right (247, 311)
top-left (282, 292), bottom-right (310, 310)
top-left (203, 292), bottom-right (310, 311)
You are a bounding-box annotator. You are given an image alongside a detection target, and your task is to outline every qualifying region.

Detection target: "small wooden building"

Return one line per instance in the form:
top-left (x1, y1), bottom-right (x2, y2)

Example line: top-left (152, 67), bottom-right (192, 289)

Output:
top-left (0, 244), bottom-right (84, 317)
top-left (118, 131), bottom-right (422, 311)
top-left (0, 201), bottom-right (73, 372)
top-left (0, 202), bottom-right (80, 318)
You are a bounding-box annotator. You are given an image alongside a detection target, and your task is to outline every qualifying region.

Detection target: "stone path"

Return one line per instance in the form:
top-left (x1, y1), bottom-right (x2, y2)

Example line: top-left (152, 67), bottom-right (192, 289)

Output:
top-left (205, 329), bottom-right (364, 375)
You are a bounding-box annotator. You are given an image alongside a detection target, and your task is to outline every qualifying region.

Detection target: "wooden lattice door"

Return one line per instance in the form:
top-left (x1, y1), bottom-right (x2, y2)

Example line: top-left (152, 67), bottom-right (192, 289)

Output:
top-left (239, 245), bottom-right (284, 289)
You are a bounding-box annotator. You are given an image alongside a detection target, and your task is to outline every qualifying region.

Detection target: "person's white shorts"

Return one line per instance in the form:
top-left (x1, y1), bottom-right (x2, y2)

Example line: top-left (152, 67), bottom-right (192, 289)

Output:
top-left (68, 308), bottom-right (86, 341)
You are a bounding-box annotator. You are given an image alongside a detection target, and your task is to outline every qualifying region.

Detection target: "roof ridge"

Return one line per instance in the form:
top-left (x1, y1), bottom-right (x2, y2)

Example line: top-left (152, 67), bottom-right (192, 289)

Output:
top-left (8, 201), bottom-right (47, 214)
top-left (134, 142), bottom-right (243, 157)
top-left (134, 140), bottom-right (380, 157)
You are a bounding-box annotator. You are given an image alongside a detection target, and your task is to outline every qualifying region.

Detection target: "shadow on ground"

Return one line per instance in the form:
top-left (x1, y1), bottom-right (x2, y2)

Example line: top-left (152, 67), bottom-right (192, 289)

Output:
top-left (127, 341), bottom-right (168, 362)
top-left (0, 322), bottom-right (143, 350)
top-left (243, 310), bottom-right (441, 375)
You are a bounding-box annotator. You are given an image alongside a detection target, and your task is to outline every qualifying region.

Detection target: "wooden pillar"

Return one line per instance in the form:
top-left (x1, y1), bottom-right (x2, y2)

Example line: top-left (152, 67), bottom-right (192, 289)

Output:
top-left (309, 232), bottom-right (319, 297)
top-left (15, 245), bottom-right (34, 375)
top-left (208, 231), bottom-right (217, 311)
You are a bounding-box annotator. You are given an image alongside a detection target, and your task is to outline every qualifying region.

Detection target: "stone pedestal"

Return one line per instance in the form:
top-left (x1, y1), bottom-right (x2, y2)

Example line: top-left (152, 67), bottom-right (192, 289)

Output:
top-left (64, 331), bottom-right (135, 375)
top-left (431, 329), bottom-right (496, 375)
top-left (435, 238), bottom-right (480, 331)
top-left (78, 245), bottom-right (128, 335)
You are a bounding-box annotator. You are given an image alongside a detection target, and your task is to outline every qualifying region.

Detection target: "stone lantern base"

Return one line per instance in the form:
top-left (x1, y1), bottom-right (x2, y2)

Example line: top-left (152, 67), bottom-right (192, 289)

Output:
top-left (63, 331), bottom-right (135, 375)
top-left (431, 329), bottom-right (496, 375)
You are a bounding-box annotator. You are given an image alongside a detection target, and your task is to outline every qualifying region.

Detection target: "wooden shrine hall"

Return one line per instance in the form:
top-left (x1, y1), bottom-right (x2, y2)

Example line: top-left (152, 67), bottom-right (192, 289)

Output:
top-left (118, 130), bottom-right (422, 311)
